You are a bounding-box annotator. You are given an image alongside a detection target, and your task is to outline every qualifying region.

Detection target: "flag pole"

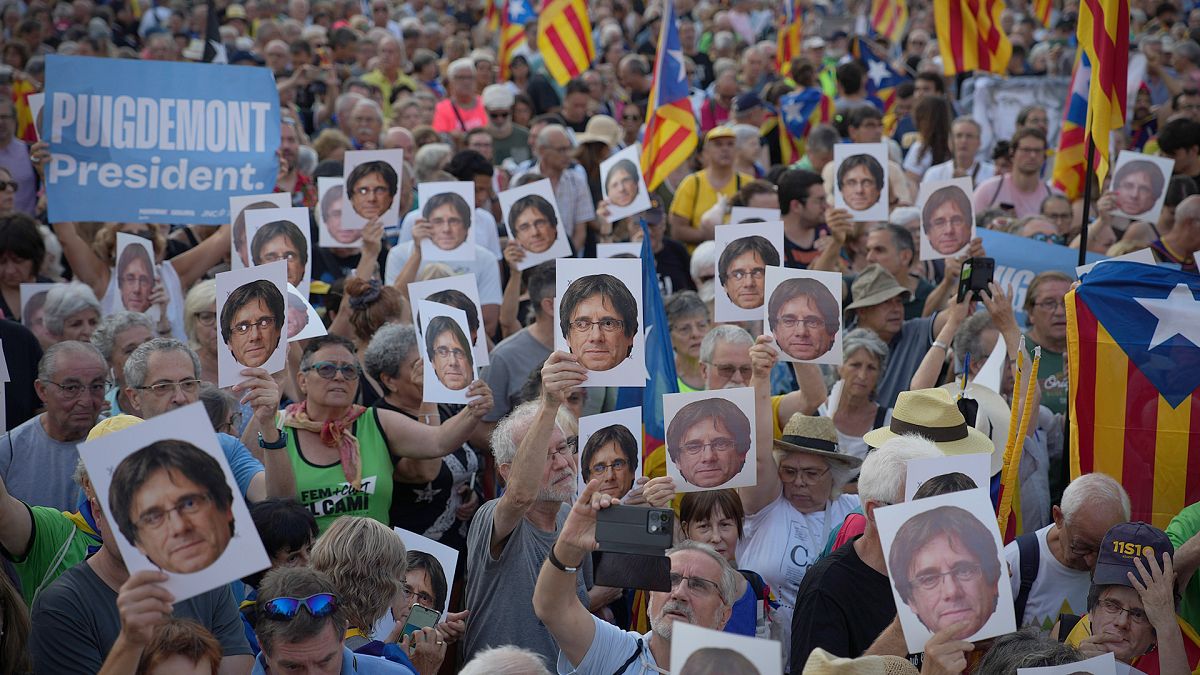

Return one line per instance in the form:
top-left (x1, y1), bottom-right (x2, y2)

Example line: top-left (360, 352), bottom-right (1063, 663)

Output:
top-left (1077, 133), bottom-right (1097, 267)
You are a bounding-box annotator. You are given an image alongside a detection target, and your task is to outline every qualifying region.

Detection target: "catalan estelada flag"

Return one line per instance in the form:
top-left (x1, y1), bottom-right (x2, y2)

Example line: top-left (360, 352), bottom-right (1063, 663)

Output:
top-left (777, 0), bottom-right (803, 76)
top-left (640, 0), bottom-right (697, 192)
top-left (499, 0), bottom-right (534, 81)
top-left (852, 37), bottom-right (907, 114)
top-left (934, 0), bottom-right (1012, 75)
top-left (1067, 262), bottom-right (1200, 529)
top-left (1076, 0), bottom-right (1129, 188)
top-left (870, 0), bottom-right (908, 45)
top-left (778, 87), bottom-right (834, 165)
top-left (537, 0), bottom-right (594, 86)
top-left (1051, 53), bottom-right (1096, 200)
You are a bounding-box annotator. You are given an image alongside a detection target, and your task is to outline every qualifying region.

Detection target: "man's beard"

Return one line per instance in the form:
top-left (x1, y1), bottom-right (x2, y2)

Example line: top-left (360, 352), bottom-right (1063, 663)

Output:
top-left (649, 600), bottom-right (696, 640)
top-left (537, 470), bottom-right (575, 503)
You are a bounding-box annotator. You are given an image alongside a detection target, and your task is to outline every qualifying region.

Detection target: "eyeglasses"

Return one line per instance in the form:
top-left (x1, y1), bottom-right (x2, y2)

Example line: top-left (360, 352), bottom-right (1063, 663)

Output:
top-left (728, 268), bottom-right (765, 282)
top-left (354, 185), bottom-right (392, 198)
top-left (1117, 181), bottom-right (1156, 196)
top-left (668, 573), bottom-right (722, 596)
top-left (261, 251), bottom-right (300, 263)
top-left (589, 459), bottom-right (629, 476)
top-left (138, 378), bottom-right (202, 397)
top-left (841, 177), bottom-right (877, 190)
top-left (1015, 145), bottom-right (1046, 155)
top-left (776, 316), bottom-right (826, 330)
top-left (433, 345), bottom-right (468, 361)
top-left (1029, 232), bottom-right (1066, 245)
top-left (0, 180), bottom-right (18, 192)
top-left (569, 318), bottom-right (626, 333)
top-left (304, 361), bottom-right (360, 380)
top-left (514, 217), bottom-right (551, 234)
top-left (671, 320), bottom-right (710, 336)
top-left (429, 216), bottom-right (466, 229)
top-left (41, 379), bottom-right (109, 399)
top-left (232, 316), bottom-right (277, 334)
top-left (1033, 298), bottom-right (1066, 312)
top-left (135, 492), bottom-right (213, 531)
top-left (779, 465), bottom-right (829, 484)
top-left (1096, 598), bottom-right (1149, 625)
top-left (910, 562), bottom-right (983, 592)
top-left (679, 438), bottom-right (737, 456)
top-left (550, 436), bottom-right (579, 458)
top-left (401, 583), bottom-right (436, 609)
top-left (487, 110), bottom-right (510, 119)
top-left (120, 273), bottom-right (154, 288)
top-left (260, 593), bottom-right (340, 621)
top-left (709, 363), bottom-right (752, 381)
top-left (929, 216), bottom-right (968, 230)
top-left (194, 311), bottom-right (217, 327)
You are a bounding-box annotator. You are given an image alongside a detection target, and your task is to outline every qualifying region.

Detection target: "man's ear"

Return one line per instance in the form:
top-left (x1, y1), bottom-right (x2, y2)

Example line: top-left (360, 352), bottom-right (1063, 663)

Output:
top-left (125, 387), bottom-right (143, 416)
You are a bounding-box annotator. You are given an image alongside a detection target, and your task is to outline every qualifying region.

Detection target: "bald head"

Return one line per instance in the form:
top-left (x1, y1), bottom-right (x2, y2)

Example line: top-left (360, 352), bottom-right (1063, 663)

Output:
top-left (1175, 194), bottom-right (1200, 228)
top-left (383, 127), bottom-right (414, 155)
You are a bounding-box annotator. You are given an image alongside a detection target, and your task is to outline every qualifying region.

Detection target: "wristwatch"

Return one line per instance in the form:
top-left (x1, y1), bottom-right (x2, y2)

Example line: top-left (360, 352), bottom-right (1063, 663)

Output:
top-left (258, 431), bottom-right (287, 450)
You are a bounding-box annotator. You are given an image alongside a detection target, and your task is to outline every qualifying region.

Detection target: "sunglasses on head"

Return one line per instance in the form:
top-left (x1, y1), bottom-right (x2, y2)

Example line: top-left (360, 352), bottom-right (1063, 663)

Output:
top-left (260, 593), bottom-right (339, 621)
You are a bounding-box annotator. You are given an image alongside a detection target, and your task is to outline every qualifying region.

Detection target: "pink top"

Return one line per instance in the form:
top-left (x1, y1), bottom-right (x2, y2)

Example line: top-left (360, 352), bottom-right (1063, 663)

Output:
top-left (432, 96), bottom-right (488, 133)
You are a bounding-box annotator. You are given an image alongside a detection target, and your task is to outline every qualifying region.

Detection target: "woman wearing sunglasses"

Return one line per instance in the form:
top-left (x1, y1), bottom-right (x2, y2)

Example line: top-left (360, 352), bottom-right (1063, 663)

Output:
top-left (279, 335), bottom-right (493, 534)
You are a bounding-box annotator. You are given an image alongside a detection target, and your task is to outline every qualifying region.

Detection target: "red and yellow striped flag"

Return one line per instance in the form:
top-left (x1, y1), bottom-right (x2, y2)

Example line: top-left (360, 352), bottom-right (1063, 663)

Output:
top-left (1067, 263), bottom-right (1200, 529)
top-left (485, 0), bottom-right (500, 32)
top-left (538, 0), bottom-right (595, 86)
top-left (777, 0), bottom-right (803, 76)
top-left (1033, 0), bottom-right (1052, 27)
top-left (498, 0), bottom-right (534, 82)
top-left (871, 0), bottom-right (908, 45)
top-left (640, 0), bottom-right (697, 192)
top-left (1077, 0), bottom-right (1129, 189)
top-left (933, 0), bottom-right (1012, 76)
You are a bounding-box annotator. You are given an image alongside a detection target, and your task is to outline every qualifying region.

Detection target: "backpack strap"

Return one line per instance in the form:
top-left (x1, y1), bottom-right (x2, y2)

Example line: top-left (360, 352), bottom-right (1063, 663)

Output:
top-left (1014, 531), bottom-right (1040, 626)
top-left (614, 637), bottom-right (645, 675)
top-left (988, 173), bottom-right (1005, 207)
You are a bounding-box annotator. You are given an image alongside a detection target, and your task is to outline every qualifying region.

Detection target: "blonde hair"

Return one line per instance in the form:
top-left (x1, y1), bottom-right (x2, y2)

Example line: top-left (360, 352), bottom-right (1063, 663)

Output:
top-left (417, 263), bottom-right (454, 281)
top-left (93, 223), bottom-right (167, 264)
top-left (309, 516), bottom-right (407, 633)
top-left (184, 280), bottom-right (217, 352)
top-left (312, 128), bottom-right (353, 161)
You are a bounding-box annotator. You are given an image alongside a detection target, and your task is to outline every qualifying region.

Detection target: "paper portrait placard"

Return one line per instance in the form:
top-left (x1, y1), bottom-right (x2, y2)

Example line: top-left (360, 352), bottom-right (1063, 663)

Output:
top-left (77, 403), bottom-right (269, 601)
top-left (407, 274), bottom-right (490, 367)
top-left (343, 148), bottom-right (405, 232)
top-left (285, 283), bottom-right (327, 342)
top-left (904, 452), bottom-right (993, 502)
top-left (670, 622), bottom-right (783, 675)
top-left (498, 178), bottom-right (573, 270)
top-left (1075, 247), bottom-right (1157, 277)
top-left (730, 207), bottom-right (781, 224)
top-left (596, 242), bottom-right (644, 258)
top-left (316, 177), bottom-right (360, 248)
top-left (113, 232), bottom-right (161, 322)
top-left (875, 487), bottom-right (1017, 653)
top-left (370, 526), bottom-right (461, 640)
top-left (416, 181), bottom-right (477, 262)
top-left (244, 206), bottom-right (313, 299)
top-left (714, 221), bottom-right (785, 322)
top-left (554, 257), bottom-right (645, 387)
top-left (918, 176), bottom-right (977, 261)
top-left (1110, 151), bottom-right (1174, 224)
top-left (763, 266), bottom-right (843, 365)
top-left (416, 299), bottom-right (477, 404)
top-left (600, 144), bottom-right (652, 221)
top-left (1017, 652), bottom-right (1118, 674)
top-left (833, 142), bottom-right (889, 222)
top-left (662, 387), bottom-right (757, 494)
top-left (230, 192), bottom-right (291, 270)
top-left (19, 282), bottom-right (56, 344)
top-left (215, 260), bottom-right (289, 388)
top-left (579, 407), bottom-right (643, 492)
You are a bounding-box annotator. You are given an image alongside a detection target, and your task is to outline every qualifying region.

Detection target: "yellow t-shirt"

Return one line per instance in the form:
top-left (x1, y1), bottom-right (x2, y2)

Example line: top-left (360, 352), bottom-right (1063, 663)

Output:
top-left (669, 169), bottom-right (754, 252)
top-left (361, 69), bottom-right (420, 120)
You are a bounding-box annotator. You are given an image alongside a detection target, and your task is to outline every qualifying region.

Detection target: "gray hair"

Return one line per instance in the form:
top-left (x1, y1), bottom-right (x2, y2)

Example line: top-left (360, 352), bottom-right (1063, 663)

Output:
top-left (857, 434), bottom-right (942, 505)
top-left (42, 283), bottom-right (101, 336)
top-left (952, 115), bottom-right (982, 135)
top-left (974, 627), bottom-right (1082, 674)
top-left (335, 91), bottom-right (365, 118)
top-left (952, 312), bottom-right (994, 374)
top-left (459, 646), bottom-right (551, 675)
top-left (37, 340), bottom-right (105, 381)
top-left (807, 124), bottom-right (840, 154)
top-left (123, 338), bottom-right (201, 390)
top-left (889, 206), bottom-right (921, 229)
top-left (363, 323), bottom-right (419, 390)
top-left (712, 33), bottom-right (736, 55)
top-left (90, 311), bottom-right (154, 363)
top-left (352, 98), bottom-right (384, 124)
top-left (699, 324), bottom-right (753, 364)
top-left (667, 540), bottom-right (741, 606)
top-left (841, 327), bottom-right (888, 372)
top-left (448, 56), bottom-right (475, 77)
top-left (1175, 39), bottom-right (1200, 68)
top-left (414, 143), bottom-right (453, 182)
top-left (490, 400), bottom-right (543, 466)
top-left (536, 124), bottom-right (570, 150)
top-left (664, 290), bottom-right (709, 326)
top-left (712, 56), bottom-right (737, 79)
top-left (1060, 473), bottom-right (1130, 525)
top-left (731, 123), bottom-right (759, 144)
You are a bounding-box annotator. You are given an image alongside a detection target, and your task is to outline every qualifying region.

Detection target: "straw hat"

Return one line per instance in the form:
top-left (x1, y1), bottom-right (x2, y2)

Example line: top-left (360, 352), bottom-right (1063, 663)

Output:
top-left (862, 388), bottom-right (995, 457)
top-left (939, 380), bottom-right (1010, 476)
top-left (774, 415), bottom-right (864, 468)
top-left (803, 648), bottom-right (918, 675)
top-left (575, 115), bottom-right (621, 148)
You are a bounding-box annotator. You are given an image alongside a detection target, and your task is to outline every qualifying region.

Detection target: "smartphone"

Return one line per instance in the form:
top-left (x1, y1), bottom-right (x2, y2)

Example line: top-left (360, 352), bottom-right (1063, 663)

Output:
top-left (957, 257), bottom-right (995, 303)
top-left (596, 504), bottom-right (673, 556)
top-left (402, 604), bottom-right (439, 637)
top-left (318, 47), bottom-right (333, 69)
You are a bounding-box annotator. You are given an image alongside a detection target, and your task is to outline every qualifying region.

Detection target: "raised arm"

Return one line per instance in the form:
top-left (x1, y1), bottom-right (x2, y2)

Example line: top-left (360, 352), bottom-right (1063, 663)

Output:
top-left (377, 380), bottom-right (494, 459)
top-left (390, 218), bottom-right (428, 297)
top-left (739, 336), bottom-right (783, 515)
top-left (0, 468), bottom-right (33, 561)
top-left (499, 242), bottom-right (526, 338)
top-left (910, 291), bottom-right (970, 390)
top-left (168, 225), bottom-right (232, 289)
top-left (51, 222), bottom-right (111, 298)
top-left (809, 208), bottom-right (852, 273)
top-left (233, 367), bottom-right (297, 500)
top-left (784, 362), bottom-right (827, 422)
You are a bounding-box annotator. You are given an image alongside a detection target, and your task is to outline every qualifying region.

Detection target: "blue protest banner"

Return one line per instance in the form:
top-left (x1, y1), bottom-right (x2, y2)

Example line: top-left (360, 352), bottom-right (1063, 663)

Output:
top-left (977, 228), bottom-right (1103, 324)
top-left (43, 55), bottom-right (280, 225)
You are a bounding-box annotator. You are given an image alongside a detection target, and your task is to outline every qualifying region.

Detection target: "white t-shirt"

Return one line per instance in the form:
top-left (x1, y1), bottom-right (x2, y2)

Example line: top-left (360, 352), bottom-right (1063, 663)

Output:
top-left (924, 159), bottom-right (997, 187)
top-left (397, 207), bottom-right (504, 260)
top-left (1003, 523), bottom-right (1091, 633)
top-left (383, 240), bottom-right (503, 306)
top-left (100, 259), bottom-right (186, 342)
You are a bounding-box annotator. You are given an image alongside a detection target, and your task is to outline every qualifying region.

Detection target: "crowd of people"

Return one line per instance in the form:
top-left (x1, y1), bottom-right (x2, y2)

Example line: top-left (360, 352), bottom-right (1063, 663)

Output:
top-left (1, 0), bottom-right (1200, 673)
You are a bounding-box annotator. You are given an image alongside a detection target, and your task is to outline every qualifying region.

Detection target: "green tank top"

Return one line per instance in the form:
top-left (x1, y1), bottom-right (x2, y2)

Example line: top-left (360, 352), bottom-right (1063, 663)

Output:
top-left (286, 407), bottom-right (395, 533)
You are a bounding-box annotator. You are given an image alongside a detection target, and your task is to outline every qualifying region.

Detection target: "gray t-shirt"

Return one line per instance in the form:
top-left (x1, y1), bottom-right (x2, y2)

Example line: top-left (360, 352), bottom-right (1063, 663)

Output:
top-left (30, 560), bottom-right (251, 674)
top-left (0, 414), bottom-right (83, 512)
top-left (875, 315), bottom-right (937, 410)
top-left (463, 498), bottom-right (591, 665)
top-left (481, 328), bottom-right (553, 422)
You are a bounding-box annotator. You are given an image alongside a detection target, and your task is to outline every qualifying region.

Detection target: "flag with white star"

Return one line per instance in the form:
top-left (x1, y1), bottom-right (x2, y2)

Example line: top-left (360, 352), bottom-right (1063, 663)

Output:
top-left (1068, 260), bottom-right (1200, 528)
top-left (851, 37), bottom-right (907, 114)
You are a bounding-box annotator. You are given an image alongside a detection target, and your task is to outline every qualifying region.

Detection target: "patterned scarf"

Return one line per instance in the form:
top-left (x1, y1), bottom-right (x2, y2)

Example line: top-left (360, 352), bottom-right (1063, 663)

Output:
top-left (280, 401), bottom-right (368, 489)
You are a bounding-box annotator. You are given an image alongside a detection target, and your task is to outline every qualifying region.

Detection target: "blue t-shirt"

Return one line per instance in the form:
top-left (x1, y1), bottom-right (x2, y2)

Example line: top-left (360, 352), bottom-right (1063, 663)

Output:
top-left (217, 433), bottom-right (263, 497)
